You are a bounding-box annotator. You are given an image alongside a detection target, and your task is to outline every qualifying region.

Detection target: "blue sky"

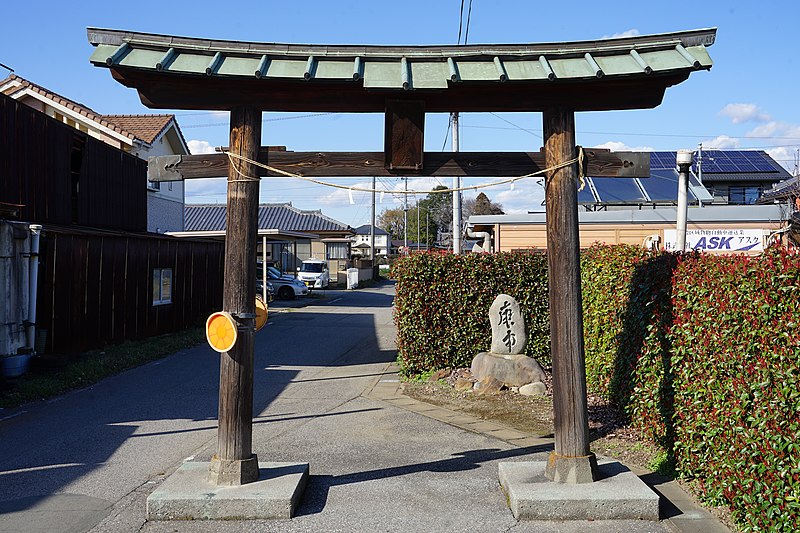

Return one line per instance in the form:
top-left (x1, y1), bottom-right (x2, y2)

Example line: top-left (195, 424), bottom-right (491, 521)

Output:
top-left (3, 1), bottom-right (799, 227)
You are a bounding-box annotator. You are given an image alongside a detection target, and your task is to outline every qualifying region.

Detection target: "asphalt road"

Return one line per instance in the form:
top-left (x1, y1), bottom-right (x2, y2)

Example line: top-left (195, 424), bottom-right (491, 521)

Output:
top-left (0, 282), bottom-right (712, 532)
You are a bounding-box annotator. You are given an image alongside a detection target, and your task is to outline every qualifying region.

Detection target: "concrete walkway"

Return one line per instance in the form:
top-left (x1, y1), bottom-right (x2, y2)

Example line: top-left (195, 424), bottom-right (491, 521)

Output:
top-left (0, 282), bottom-right (728, 532)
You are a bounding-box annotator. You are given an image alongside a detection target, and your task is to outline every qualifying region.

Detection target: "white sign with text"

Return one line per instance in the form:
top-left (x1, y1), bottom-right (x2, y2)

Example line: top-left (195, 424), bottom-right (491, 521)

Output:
top-left (664, 229), bottom-right (765, 252)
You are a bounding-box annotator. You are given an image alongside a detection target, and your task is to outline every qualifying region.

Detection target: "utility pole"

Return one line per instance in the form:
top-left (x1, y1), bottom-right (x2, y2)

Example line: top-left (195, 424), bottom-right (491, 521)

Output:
top-left (452, 112), bottom-right (461, 254)
top-left (416, 198), bottom-right (420, 251)
top-left (403, 177), bottom-right (408, 251)
top-left (370, 176), bottom-right (376, 262)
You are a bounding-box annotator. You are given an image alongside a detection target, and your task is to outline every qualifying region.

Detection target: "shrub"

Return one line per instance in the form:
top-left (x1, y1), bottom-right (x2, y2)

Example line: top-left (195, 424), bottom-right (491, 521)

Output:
top-left (392, 251), bottom-right (549, 375)
top-left (668, 248), bottom-right (800, 531)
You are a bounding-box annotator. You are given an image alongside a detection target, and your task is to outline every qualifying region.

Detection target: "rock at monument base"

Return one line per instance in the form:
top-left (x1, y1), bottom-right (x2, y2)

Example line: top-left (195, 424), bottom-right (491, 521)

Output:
top-left (428, 368), bottom-right (452, 382)
top-left (474, 376), bottom-right (504, 395)
top-left (519, 382), bottom-right (547, 396)
top-left (471, 352), bottom-right (546, 388)
top-left (454, 378), bottom-right (474, 391)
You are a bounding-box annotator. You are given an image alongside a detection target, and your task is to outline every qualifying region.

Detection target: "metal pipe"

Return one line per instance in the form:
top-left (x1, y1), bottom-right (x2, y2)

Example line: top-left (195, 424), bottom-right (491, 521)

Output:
top-left (27, 224), bottom-right (42, 352)
top-left (261, 235), bottom-right (267, 302)
top-left (452, 112), bottom-right (461, 254)
top-left (676, 150), bottom-right (692, 251)
top-left (466, 227), bottom-right (492, 253)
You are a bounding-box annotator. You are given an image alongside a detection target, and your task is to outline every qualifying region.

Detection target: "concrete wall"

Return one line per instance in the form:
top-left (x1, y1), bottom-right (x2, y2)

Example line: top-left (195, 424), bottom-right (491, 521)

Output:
top-left (147, 195), bottom-right (185, 233)
top-left (0, 221), bottom-right (32, 356)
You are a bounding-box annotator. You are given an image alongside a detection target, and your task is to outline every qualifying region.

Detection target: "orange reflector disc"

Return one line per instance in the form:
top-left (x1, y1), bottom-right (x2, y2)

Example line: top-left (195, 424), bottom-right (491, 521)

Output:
top-left (206, 311), bottom-right (237, 353)
top-left (255, 295), bottom-right (268, 331)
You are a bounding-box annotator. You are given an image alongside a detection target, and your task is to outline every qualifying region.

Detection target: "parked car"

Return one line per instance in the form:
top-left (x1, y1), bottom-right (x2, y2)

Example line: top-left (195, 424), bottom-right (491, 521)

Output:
top-left (296, 258), bottom-right (330, 289)
top-left (267, 270), bottom-right (309, 299)
top-left (256, 280), bottom-right (276, 302)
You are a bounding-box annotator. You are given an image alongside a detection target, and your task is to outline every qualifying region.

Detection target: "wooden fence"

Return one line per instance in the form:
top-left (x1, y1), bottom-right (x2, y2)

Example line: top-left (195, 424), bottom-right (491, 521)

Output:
top-left (37, 227), bottom-right (225, 353)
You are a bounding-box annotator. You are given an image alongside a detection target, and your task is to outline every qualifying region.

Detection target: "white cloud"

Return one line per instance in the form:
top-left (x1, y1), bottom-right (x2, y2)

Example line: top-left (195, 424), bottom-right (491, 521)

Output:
top-left (594, 141), bottom-right (655, 152)
top-left (718, 103), bottom-right (771, 124)
top-left (600, 29), bottom-right (640, 39)
top-left (700, 135), bottom-right (741, 149)
top-left (187, 139), bottom-right (217, 155)
top-left (746, 120), bottom-right (800, 140)
top-left (764, 147), bottom-right (796, 172)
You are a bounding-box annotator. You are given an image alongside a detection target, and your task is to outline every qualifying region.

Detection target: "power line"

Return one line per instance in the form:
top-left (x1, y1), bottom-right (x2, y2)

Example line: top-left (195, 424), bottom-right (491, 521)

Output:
top-left (181, 112), bottom-right (333, 129)
top-left (457, 0), bottom-right (465, 44)
top-left (464, 0), bottom-right (474, 45)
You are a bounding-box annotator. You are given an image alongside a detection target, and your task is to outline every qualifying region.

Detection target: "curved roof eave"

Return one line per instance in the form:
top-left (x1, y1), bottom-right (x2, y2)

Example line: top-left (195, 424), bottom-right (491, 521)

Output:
top-left (87, 27), bottom-right (715, 113)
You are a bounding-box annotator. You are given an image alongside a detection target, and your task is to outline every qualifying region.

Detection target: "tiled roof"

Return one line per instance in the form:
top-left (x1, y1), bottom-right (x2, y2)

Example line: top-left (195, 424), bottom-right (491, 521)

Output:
top-left (101, 114), bottom-right (174, 144)
top-left (353, 224), bottom-right (388, 235)
top-left (185, 203), bottom-right (351, 233)
top-left (0, 74), bottom-right (185, 148)
top-left (0, 74), bottom-right (137, 141)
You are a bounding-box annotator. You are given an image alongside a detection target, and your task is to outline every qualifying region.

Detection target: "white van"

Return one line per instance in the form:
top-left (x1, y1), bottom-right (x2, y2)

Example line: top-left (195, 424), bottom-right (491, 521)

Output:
top-left (296, 258), bottom-right (330, 289)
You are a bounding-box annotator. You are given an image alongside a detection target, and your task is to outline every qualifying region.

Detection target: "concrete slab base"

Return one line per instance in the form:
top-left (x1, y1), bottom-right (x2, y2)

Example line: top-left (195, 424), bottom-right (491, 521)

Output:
top-left (146, 461), bottom-right (309, 520)
top-left (499, 460), bottom-right (659, 521)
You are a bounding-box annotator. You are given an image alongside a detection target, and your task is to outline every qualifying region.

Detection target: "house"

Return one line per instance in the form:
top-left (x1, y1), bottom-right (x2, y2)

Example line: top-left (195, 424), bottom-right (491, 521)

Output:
top-left (0, 92), bottom-right (224, 357)
top-left (0, 74), bottom-right (189, 233)
top-left (468, 150), bottom-right (793, 254)
top-left (177, 203), bottom-right (354, 285)
top-left (351, 225), bottom-right (389, 258)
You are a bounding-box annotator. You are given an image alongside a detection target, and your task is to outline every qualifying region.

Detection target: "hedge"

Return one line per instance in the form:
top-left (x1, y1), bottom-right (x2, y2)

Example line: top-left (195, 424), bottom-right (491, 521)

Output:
top-left (392, 245), bottom-right (800, 531)
top-left (392, 251), bottom-right (550, 374)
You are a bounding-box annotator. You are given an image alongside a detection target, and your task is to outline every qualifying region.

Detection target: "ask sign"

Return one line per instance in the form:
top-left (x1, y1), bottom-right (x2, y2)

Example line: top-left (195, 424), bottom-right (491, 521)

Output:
top-left (664, 229), bottom-right (764, 252)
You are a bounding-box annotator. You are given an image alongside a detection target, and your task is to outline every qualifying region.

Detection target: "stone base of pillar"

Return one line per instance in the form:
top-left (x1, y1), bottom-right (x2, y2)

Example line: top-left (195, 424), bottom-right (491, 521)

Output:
top-left (208, 454), bottom-right (260, 486)
top-left (544, 451), bottom-right (599, 484)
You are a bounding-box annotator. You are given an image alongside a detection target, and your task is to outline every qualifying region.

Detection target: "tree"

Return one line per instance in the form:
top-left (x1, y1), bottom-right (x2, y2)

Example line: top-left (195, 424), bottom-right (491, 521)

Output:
top-left (418, 185), bottom-right (453, 247)
top-left (463, 192), bottom-right (504, 217)
top-left (378, 207), bottom-right (406, 241)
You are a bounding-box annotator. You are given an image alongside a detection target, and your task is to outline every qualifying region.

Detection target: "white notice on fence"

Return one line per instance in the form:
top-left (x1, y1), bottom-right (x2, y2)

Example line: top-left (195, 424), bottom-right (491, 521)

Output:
top-left (664, 229), bottom-right (765, 252)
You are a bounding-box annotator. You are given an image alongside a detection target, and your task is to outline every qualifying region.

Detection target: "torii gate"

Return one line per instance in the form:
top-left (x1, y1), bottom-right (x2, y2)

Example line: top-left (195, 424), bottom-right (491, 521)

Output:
top-left (87, 26), bottom-right (714, 510)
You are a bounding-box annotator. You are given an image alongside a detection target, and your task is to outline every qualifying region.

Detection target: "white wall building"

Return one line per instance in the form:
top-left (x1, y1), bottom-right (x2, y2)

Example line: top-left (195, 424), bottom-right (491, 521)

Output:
top-left (351, 224), bottom-right (389, 257)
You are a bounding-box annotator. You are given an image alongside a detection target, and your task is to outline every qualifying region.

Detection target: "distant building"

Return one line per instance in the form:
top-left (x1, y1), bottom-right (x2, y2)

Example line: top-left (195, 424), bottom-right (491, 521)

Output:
top-left (0, 74), bottom-right (189, 233)
top-left (177, 203), bottom-right (354, 285)
top-left (469, 150), bottom-right (794, 254)
top-left (351, 224), bottom-right (389, 257)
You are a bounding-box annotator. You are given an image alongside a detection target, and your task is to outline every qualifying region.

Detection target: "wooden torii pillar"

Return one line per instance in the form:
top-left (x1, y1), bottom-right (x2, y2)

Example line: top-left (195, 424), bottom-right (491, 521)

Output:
top-left (208, 106), bottom-right (262, 485)
top-left (543, 108), bottom-right (597, 483)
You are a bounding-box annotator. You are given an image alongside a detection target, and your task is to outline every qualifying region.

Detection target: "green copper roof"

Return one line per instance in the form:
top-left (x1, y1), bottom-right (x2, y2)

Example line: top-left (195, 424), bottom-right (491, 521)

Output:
top-left (88, 28), bottom-right (713, 89)
top-left (86, 28), bottom-right (714, 112)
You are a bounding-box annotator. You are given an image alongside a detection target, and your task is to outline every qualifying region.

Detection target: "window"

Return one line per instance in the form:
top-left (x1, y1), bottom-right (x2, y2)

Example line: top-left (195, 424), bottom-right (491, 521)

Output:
top-left (326, 242), bottom-right (349, 260)
top-left (728, 186), bottom-right (760, 205)
top-left (153, 268), bottom-right (173, 305)
top-left (148, 180), bottom-right (161, 190)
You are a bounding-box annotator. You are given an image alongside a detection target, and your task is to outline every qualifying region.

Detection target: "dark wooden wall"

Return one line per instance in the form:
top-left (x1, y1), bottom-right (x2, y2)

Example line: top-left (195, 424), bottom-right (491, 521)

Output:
top-left (37, 227), bottom-right (224, 353)
top-left (0, 93), bottom-right (146, 232)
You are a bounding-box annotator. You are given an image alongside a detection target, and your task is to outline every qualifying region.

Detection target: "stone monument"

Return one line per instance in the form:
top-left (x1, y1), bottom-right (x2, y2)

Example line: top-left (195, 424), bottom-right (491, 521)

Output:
top-left (471, 294), bottom-right (546, 388)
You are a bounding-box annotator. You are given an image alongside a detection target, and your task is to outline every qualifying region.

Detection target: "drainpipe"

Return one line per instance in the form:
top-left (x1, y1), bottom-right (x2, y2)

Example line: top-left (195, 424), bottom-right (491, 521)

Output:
top-left (26, 224), bottom-right (42, 353)
top-left (466, 227), bottom-right (492, 253)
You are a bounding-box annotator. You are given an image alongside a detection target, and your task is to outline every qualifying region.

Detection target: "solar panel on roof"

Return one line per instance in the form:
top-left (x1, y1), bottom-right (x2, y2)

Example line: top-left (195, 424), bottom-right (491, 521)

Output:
top-left (592, 177), bottom-right (647, 203)
top-left (639, 169), bottom-right (698, 202)
top-left (577, 184), bottom-right (596, 203)
top-left (650, 152), bottom-right (676, 170)
top-left (741, 151), bottom-right (775, 172)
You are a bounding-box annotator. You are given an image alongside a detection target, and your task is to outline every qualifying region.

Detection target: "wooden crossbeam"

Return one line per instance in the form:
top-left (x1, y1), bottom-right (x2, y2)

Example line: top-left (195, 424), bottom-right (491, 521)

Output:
top-left (148, 149), bottom-right (649, 181)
